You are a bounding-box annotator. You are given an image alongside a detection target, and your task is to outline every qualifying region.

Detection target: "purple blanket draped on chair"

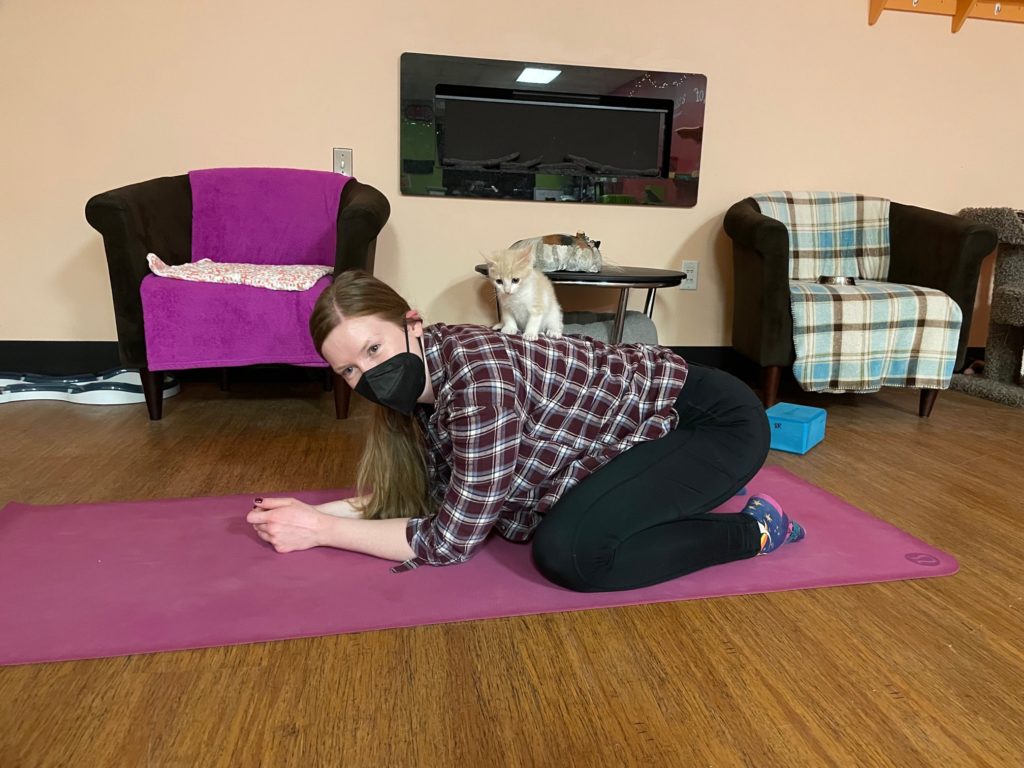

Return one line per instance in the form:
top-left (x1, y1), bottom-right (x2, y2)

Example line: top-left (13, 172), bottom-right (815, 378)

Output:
top-left (141, 168), bottom-right (351, 370)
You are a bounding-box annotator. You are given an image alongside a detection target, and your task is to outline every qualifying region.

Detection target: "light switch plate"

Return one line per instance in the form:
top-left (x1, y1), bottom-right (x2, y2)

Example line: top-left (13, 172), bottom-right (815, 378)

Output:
top-left (332, 147), bottom-right (353, 176)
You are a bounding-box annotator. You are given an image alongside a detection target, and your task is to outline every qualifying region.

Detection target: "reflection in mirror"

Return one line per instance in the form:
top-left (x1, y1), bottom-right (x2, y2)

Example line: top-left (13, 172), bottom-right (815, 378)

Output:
top-left (400, 53), bottom-right (707, 208)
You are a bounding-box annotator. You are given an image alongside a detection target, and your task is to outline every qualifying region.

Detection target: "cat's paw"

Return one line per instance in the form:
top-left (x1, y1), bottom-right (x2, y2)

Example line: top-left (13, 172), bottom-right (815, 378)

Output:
top-left (523, 331), bottom-right (540, 341)
top-left (545, 330), bottom-right (563, 339)
top-left (499, 324), bottom-right (518, 335)
top-left (491, 323), bottom-right (504, 331)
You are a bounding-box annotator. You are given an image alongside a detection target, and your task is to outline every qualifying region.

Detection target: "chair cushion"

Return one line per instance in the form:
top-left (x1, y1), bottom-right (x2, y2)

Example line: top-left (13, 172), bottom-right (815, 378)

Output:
top-left (753, 192), bottom-right (891, 281)
top-left (140, 274), bottom-right (331, 370)
top-left (788, 280), bottom-right (962, 393)
top-left (562, 311), bottom-right (658, 344)
top-left (189, 168), bottom-right (351, 266)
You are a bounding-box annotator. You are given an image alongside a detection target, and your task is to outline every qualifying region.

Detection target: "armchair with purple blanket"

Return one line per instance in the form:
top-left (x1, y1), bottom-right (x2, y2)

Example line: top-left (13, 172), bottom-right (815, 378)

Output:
top-left (85, 167), bottom-right (390, 420)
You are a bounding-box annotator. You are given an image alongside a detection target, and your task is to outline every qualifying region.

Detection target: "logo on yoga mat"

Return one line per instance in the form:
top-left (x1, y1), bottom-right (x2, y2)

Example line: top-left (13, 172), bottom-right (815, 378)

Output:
top-left (904, 552), bottom-right (941, 567)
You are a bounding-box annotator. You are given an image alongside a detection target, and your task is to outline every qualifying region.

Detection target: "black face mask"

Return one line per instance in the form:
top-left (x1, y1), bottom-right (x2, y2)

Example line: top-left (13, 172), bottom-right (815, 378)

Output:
top-left (353, 326), bottom-right (426, 415)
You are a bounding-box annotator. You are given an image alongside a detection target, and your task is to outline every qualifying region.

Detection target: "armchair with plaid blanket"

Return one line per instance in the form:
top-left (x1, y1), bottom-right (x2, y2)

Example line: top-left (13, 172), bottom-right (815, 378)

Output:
top-left (724, 192), bottom-right (997, 417)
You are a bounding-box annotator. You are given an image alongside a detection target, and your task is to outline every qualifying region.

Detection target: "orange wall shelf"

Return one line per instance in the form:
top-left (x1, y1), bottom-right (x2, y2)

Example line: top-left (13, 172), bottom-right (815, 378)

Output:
top-left (869, 0), bottom-right (1024, 33)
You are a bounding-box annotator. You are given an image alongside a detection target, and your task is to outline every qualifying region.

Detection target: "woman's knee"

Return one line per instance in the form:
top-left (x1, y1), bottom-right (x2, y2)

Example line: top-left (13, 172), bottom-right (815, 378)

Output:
top-left (532, 519), bottom-right (593, 592)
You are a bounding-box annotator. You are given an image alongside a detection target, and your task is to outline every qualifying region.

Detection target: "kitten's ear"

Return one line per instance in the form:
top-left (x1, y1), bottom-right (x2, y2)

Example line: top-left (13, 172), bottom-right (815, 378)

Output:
top-left (514, 246), bottom-right (534, 267)
top-left (481, 250), bottom-right (497, 266)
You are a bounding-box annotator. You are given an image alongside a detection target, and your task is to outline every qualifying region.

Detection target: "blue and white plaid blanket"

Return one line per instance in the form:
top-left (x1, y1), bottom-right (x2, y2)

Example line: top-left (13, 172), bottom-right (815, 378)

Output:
top-left (753, 191), bottom-right (891, 280)
top-left (787, 281), bottom-right (962, 393)
top-left (753, 192), bottom-right (962, 393)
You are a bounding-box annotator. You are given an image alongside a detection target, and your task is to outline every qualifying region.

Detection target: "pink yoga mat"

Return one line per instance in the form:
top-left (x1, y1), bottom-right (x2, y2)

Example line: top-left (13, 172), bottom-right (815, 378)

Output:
top-left (0, 467), bottom-right (956, 666)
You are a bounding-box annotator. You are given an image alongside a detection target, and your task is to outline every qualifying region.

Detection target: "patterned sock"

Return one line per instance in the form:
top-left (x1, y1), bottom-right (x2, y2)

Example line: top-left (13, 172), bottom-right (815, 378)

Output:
top-left (756, 520), bottom-right (806, 547)
top-left (788, 521), bottom-right (806, 543)
top-left (741, 494), bottom-right (805, 555)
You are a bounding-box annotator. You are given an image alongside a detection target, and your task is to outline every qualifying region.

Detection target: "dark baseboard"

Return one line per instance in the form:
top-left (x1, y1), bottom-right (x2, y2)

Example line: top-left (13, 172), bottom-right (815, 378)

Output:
top-left (4, 341), bottom-right (749, 383)
top-left (0, 341), bottom-right (121, 376)
top-left (671, 346), bottom-right (989, 380)
top-left (0, 341), bottom-right (328, 383)
top-left (668, 346), bottom-right (759, 382)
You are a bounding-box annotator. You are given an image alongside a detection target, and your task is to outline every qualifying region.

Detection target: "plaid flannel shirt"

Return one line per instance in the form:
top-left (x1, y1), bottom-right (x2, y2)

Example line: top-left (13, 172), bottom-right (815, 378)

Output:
top-left (394, 324), bottom-right (688, 572)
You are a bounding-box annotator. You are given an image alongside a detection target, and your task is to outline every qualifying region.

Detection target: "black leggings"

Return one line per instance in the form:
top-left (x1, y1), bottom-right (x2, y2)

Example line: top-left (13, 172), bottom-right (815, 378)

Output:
top-left (532, 364), bottom-right (770, 592)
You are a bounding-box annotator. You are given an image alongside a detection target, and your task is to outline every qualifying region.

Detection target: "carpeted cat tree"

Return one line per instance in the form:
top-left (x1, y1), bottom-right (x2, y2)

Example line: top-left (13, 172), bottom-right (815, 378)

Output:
top-left (950, 207), bottom-right (1024, 407)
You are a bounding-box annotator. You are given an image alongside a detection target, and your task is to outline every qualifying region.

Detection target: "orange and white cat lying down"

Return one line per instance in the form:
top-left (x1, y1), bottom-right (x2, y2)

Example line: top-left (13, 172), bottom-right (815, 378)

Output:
top-left (483, 246), bottom-right (563, 341)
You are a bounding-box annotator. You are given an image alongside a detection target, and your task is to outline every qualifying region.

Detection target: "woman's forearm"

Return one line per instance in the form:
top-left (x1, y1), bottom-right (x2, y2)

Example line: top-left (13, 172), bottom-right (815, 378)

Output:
top-left (315, 496), bottom-right (368, 518)
top-left (316, 515), bottom-right (416, 562)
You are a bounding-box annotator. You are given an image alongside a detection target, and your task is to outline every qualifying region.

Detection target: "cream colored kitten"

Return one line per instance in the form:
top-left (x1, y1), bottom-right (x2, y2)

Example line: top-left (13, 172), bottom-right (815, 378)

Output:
top-left (484, 246), bottom-right (563, 341)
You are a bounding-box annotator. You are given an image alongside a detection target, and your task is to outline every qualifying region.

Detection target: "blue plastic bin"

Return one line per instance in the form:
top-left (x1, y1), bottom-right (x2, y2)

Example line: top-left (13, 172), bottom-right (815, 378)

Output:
top-left (765, 403), bottom-right (827, 454)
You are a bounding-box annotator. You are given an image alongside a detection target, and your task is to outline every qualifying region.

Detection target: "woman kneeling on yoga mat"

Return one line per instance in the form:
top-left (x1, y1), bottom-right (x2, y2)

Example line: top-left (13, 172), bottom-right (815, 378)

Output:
top-left (246, 270), bottom-right (804, 592)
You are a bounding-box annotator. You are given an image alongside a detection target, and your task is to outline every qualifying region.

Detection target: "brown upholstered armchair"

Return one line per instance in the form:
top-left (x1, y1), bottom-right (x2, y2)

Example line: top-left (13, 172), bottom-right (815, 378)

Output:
top-left (724, 192), bottom-right (997, 417)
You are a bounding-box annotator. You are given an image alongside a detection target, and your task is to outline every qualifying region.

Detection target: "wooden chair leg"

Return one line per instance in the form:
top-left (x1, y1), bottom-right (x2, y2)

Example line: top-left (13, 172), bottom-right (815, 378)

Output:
top-left (761, 365), bottom-right (781, 408)
top-left (332, 371), bottom-right (351, 419)
top-left (139, 367), bottom-right (164, 421)
top-left (219, 367), bottom-right (230, 392)
top-left (919, 388), bottom-right (939, 418)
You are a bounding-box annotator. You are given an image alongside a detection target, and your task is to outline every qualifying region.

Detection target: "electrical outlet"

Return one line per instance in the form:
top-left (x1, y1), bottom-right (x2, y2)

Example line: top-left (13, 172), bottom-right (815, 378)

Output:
top-left (332, 147), bottom-right (353, 176)
top-left (680, 260), bottom-right (699, 290)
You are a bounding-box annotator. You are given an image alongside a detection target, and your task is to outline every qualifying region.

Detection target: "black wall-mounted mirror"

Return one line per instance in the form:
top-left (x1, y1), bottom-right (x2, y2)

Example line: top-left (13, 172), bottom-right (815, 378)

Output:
top-left (400, 53), bottom-right (707, 208)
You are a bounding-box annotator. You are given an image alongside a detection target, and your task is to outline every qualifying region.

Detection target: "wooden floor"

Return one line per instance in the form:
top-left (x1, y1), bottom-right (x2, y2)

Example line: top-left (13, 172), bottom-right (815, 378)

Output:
top-left (1, 380), bottom-right (1023, 767)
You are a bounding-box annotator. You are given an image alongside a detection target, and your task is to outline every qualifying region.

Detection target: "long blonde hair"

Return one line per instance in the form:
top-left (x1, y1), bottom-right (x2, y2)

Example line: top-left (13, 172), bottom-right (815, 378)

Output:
top-left (310, 270), bottom-right (432, 520)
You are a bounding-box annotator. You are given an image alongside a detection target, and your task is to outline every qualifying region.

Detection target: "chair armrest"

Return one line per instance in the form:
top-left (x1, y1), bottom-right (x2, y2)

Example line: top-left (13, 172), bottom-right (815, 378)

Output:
top-left (889, 202), bottom-right (997, 289)
top-left (335, 180), bottom-right (391, 274)
top-left (723, 198), bottom-right (790, 258)
top-left (84, 175), bottom-right (192, 368)
top-left (889, 202), bottom-right (998, 366)
top-left (724, 199), bottom-right (795, 366)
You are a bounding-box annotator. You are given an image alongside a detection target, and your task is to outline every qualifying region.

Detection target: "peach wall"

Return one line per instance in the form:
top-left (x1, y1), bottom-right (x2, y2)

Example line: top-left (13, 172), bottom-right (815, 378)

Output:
top-left (1, 0), bottom-right (1021, 347)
